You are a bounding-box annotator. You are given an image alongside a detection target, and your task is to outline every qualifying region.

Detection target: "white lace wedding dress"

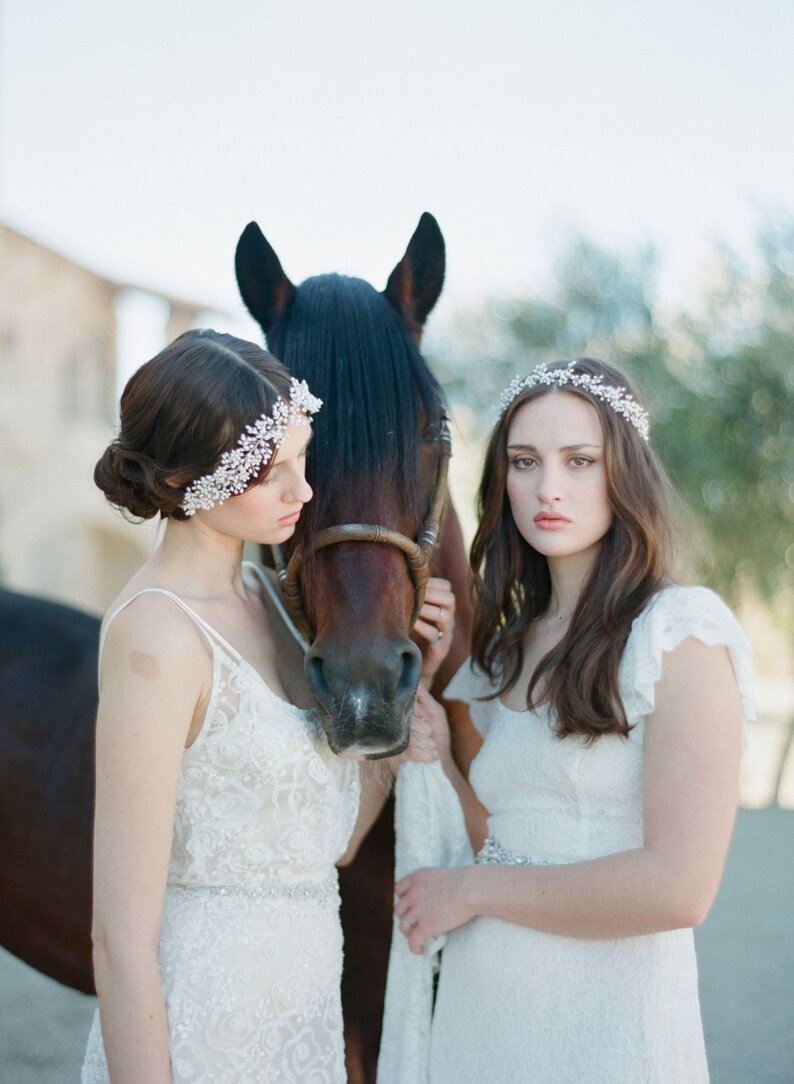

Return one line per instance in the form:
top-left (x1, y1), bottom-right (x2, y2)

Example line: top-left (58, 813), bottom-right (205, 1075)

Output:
top-left (429, 585), bottom-right (755, 1084)
top-left (81, 569), bottom-right (360, 1083)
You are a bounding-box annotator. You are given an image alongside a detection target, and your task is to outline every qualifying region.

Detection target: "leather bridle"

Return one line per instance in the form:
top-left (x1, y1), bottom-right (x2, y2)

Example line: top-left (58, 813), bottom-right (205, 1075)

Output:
top-left (270, 416), bottom-right (451, 643)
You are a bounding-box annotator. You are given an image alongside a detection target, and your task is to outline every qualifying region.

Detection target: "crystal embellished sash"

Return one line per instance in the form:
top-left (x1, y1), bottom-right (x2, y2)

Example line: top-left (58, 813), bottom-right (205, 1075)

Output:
top-left (475, 835), bottom-right (553, 867)
top-left (167, 872), bottom-right (338, 904)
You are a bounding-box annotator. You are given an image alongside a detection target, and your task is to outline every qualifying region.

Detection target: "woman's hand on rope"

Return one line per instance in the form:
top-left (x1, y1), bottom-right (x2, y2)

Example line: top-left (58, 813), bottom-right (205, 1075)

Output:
top-left (413, 576), bottom-right (455, 686)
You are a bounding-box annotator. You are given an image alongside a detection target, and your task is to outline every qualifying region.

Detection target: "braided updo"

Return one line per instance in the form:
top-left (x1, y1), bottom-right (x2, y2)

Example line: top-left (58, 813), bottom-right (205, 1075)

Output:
top-left (95, 329), bottom-right (293, 520)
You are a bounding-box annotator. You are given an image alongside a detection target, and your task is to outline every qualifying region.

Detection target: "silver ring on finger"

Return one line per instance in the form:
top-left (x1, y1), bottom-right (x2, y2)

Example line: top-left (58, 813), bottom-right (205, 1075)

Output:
top-left (436, 605), bottom-right (443, 620)
top-left (435, 630), bottom-right (444, 644)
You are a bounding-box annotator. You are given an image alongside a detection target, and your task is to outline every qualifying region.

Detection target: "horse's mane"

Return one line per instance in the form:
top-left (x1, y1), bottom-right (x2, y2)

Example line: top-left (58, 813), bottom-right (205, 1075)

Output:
top-left (266, 273), bottom-right (445, 533)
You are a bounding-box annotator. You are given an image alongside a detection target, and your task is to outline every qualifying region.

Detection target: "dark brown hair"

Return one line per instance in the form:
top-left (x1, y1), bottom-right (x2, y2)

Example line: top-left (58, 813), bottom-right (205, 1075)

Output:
top-left (95, 329), bottom-right (293, 520)
top-left (470, 357), bottom-right (676, 740)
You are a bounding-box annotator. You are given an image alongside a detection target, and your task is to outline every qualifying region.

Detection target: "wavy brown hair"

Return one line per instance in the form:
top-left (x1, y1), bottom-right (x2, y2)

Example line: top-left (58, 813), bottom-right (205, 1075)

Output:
top-left (470, 357), bottom-right (676, 740)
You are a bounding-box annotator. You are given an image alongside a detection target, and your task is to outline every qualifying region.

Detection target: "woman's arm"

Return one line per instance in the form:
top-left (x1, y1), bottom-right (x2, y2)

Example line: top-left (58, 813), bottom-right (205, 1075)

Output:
top-left (336, 760), bottom-right (394, 868)
top-left (91, 596), bottom-right (209, 1082)
top-left (395, 637), bottom-right (743, 953)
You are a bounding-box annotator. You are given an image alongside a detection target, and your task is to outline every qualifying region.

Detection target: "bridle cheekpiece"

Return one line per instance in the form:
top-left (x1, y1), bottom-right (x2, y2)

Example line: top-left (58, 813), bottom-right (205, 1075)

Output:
top-left (271, 415), bottom-right (452, 643)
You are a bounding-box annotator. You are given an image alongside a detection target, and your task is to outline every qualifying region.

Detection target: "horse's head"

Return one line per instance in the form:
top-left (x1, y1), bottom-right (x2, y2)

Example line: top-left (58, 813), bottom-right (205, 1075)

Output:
top-left (235, 214), bottom-right (447, 758)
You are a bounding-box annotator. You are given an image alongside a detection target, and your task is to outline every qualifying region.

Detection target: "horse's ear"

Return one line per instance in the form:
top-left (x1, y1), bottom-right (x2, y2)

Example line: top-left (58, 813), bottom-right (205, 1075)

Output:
top-left (235, 222), bottom-right (296, 336)
top-left (383, 212), bottom-right (445, 344)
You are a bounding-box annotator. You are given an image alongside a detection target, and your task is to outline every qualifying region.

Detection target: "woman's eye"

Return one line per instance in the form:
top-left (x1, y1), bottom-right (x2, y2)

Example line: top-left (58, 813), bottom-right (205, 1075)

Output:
top-left (511, 456), bottom-right (536, 470)
top-left (570, 456), bottom-right (593, 468)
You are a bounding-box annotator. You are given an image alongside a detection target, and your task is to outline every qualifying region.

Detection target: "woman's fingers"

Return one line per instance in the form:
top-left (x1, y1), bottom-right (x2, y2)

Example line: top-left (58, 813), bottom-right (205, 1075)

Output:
top-left (414, 577), bottom-right (455, 644)
top-left (413, 578), bottom-right (457, 685)
top-left (394, 873), bottom-right (413, 900)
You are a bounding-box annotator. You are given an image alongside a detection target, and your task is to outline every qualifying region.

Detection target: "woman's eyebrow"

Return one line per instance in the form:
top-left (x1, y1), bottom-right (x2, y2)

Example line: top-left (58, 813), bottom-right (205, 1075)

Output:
top-left (506, 442), bottom-right (601, 451)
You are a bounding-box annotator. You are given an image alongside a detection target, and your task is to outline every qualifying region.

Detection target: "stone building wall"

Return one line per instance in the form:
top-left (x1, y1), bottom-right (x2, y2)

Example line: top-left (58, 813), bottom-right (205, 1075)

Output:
top-left (0, 225), bottom-right (209, 614)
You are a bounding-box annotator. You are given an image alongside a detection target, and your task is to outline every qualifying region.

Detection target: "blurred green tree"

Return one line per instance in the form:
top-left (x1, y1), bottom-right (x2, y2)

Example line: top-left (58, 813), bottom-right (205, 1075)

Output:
top-left (432, 218), bottom-right (794, 611)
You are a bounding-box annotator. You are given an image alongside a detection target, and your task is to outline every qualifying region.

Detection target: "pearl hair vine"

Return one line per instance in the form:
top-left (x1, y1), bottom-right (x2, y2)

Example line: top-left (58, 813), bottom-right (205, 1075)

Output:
top-left (497, 362), bottom-right (650, 442)
top-left (181, 377), bottom-right (323, 516)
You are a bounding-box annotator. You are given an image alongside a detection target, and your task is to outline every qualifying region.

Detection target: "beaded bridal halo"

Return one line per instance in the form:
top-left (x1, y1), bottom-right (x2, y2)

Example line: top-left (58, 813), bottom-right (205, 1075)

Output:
top-left (498, 361), bottom-right (651, 442)
top-left (181, 377), bottom-right (322, 516)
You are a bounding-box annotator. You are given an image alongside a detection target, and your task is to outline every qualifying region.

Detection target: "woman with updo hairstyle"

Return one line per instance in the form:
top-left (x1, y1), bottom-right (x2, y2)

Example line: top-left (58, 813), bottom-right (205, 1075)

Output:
top-left (94, 329), bottom-right (296, 521)
top-left (392, 358), bottom-right (755, 1083)
top-left (81, 329), bottom-right (453, 1083)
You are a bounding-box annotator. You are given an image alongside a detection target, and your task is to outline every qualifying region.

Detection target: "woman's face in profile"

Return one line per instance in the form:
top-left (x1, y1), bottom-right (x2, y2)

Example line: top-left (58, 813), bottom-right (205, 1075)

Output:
top-left (194, 422), bottom-right (314, 546)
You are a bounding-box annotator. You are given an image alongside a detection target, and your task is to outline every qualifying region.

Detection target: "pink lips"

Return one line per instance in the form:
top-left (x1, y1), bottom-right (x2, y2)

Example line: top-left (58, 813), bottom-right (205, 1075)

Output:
top-left (533, 512), bottom-right (570, 530)
top-left (279, 510), bottom-right (302, 526)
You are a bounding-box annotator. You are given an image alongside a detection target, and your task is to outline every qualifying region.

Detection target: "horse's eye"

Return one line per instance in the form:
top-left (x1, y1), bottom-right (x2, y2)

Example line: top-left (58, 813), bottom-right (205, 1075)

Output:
top-left (422, 414), bottom-right (449, 444)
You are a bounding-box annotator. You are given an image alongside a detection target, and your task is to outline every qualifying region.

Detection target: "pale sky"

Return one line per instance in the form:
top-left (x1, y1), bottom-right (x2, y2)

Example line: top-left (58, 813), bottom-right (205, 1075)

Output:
top-left (2, 0), bottom-right (793, 330)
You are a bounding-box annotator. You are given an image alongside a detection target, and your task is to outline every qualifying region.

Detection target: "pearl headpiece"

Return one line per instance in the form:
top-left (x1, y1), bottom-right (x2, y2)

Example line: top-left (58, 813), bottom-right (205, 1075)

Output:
top-left (498, 362), bottom-right (650, 442)
top-left (181, 377), bottom-right (322, 516)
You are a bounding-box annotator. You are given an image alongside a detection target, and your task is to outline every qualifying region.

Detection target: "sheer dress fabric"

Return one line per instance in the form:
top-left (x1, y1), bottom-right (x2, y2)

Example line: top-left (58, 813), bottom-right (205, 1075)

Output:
top-left (428, 585), bottom-right (755, 1084)
top-left (81, 571), bottom-right (359, 1084)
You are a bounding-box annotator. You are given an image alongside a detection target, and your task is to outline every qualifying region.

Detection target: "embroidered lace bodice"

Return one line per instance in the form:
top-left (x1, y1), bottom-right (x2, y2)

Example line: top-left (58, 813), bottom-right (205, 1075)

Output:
top-left (82, 567), bottom-right (360, 1083)
top-left (429, 585), bottom-right (755, 1084)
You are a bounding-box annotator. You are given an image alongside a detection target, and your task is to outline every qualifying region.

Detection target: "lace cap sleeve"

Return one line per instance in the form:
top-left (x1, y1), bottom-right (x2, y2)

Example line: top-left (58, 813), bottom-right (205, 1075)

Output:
top-left (621, 584), bottom-right (757, 726)
top-left (443, 657), bottom-right (500, 738)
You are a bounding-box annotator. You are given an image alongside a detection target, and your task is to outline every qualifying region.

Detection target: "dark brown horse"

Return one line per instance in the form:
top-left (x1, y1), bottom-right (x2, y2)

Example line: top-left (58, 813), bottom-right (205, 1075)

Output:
top-left (235, 212), bottom-right (476, 1081)
top-left (0, 214), bottom-right (475, 1081)
top-left (0, 588), bottom-right (97, 993)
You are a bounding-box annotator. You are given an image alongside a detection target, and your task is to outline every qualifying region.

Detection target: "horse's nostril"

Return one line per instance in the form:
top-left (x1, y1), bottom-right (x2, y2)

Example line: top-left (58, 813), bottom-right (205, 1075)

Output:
top-left (306, 655), bottom-right (331, 702)
top-left (396, 645), bottom-right (422, 698)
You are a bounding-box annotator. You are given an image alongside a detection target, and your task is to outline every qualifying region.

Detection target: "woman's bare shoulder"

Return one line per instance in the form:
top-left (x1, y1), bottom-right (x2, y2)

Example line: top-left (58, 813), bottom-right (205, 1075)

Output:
top-left (101, 586), bottom-right (206, 665)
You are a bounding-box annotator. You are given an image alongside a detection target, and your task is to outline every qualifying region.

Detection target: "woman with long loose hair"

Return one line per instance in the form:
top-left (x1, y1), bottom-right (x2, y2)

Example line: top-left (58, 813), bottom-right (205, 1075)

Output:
top-left (395, 357), bottom-right (754, 1083)
top-left (81, 329), bottom-right (452, 1083)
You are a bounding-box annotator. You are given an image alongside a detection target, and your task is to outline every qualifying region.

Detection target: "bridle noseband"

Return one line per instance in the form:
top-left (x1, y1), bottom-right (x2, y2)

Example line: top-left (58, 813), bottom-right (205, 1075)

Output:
top-left (270, 417), bottom-right (451, 643)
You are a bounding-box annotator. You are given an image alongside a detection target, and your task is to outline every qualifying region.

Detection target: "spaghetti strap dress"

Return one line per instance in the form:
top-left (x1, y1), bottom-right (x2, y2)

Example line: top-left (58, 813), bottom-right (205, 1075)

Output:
top-left (429, 585), bottom-right (756, 1084)
top-left (81, 564), bottom-right (360, 1083)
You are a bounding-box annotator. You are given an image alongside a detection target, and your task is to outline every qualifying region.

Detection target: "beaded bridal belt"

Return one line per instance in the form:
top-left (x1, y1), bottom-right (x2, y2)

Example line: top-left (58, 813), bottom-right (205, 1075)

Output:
top-left (167, 872), bottom-right (338, 904)
top-left (476, 835), bottom-right (553, 867)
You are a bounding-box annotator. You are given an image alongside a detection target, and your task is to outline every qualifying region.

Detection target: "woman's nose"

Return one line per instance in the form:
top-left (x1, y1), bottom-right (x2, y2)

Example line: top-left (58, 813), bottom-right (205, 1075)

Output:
top-left (288, 472), bottom-right (313, 504)
top-left (536, 467), bottom-right (563, 504)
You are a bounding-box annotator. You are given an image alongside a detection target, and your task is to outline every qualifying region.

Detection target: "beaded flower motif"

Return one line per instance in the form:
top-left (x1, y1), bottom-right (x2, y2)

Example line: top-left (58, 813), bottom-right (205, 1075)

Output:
top-left (498, 362), bottom-right (650, 442)
top-left (181, 377), bottom-right (322, 516)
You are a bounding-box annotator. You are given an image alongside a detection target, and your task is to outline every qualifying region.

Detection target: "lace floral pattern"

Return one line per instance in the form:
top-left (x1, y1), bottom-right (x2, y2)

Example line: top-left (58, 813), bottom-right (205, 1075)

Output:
top-left (82, 593), bottom-right (359, 1084)
top-left (432, 585), bottom-right (755, 1083)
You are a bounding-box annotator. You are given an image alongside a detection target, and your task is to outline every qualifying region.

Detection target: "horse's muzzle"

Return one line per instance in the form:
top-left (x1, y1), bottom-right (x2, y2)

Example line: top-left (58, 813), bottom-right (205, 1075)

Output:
top-left (305, 637), bottom-right (422, 758)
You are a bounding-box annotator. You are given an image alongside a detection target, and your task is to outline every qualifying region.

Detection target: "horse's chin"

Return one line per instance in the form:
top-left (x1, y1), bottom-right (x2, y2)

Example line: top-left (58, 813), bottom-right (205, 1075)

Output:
top-left (334, 735), bottom-right (410, 761)
top-left (319, 711), bottom-right (412, 761)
